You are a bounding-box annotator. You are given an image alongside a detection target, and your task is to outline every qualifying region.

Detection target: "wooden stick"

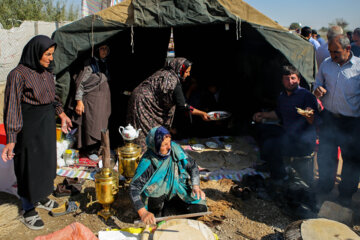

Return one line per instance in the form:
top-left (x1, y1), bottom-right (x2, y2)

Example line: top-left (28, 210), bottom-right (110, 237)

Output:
top-left (134, 211), bottom-right (211, 224)
top-left (101, 129), bottom-right (111, 168)
top-left (141, 225), bottom-right (151, 240)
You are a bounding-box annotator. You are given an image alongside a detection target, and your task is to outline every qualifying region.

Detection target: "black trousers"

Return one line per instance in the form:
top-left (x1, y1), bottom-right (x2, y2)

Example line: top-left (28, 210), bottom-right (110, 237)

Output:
top-left (317, 110), bottom-right (360, 198)
top-left (148, 195), bottom-right (207, 217)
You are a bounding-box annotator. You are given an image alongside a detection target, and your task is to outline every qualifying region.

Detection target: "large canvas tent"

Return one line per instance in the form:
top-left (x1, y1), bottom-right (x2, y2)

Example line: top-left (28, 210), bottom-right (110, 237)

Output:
top-left (52, 0), bottom-right (316, 144)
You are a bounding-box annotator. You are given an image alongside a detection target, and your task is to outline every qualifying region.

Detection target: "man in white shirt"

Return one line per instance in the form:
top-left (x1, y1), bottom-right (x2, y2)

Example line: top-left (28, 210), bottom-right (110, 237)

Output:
top-left (316, 26), bottom-right (343, 67)
top-left (314, 35), bottom-right (360, 207)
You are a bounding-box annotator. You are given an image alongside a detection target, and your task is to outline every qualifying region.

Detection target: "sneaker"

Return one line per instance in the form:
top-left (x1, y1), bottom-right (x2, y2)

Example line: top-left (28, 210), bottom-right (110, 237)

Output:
top-left (35, 198), bottom-right (59, 211)
top-left (20, 209), bottom-right (44, 230)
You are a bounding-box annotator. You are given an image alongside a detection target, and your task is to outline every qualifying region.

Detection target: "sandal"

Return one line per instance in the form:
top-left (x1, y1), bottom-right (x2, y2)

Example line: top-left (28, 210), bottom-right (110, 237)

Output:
top-left (64, 177), bottom-right (85, 192)
top-left (20, 210), bottom-right (44, 230)
top-left (230, 185), bottom-right (252, 200)
top-left (35, 198), bottom-right (59, 211)
top-left (53, 184), bottom-right (72, 197)
top-left (50, 201), bottom-right (80, 217)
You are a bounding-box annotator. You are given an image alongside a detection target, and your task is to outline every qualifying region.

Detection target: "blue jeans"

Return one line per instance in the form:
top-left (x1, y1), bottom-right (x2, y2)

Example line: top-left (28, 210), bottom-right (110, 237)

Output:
top-left (21, 197), bottom-right (34, 212)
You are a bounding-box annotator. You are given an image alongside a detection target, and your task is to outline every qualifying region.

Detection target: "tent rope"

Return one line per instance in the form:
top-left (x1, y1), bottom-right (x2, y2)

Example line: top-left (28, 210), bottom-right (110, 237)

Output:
top-left (91, 14), bottom-right (95, 57)
top-left (236, 17), bottom-right (242, 40)
top-left (131, 25), bottom-right (134, 53)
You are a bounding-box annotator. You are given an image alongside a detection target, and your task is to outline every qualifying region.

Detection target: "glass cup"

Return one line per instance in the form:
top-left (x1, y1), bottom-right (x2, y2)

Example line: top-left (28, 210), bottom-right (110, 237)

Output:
top-left (224, 144), bottom-right (232, 150)
top-left (56, 124), bottom-right (62, 142)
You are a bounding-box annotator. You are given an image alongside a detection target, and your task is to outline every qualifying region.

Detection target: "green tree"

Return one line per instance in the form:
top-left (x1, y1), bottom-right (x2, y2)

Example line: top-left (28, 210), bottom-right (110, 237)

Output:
top-left (329, 18), bottom-right (349, 31)
top-left (54, 1), bottom-right (66, 22)
top-left (0, 0), bottom-right (78, 29)
top-left (67, 3), bottom-right (79, 21)
top-left (319, 27), bottom-right (328, 32)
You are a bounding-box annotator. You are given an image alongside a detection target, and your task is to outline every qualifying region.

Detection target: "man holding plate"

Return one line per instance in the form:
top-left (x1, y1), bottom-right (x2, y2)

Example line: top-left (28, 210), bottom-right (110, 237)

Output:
top-left (252, 66), bottom-right (318, 185)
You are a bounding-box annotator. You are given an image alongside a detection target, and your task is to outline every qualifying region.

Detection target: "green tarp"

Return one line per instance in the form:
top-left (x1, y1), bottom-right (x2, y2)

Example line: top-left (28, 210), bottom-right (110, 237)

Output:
top-left (52, 0), bottom-right (316, 105)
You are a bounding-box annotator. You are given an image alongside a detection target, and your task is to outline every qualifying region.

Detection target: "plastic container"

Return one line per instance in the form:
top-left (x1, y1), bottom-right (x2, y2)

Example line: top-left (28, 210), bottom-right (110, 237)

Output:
top-left (73, 150), bottom-right (79, 164)
top-left (63, 149), bottom-right (74, 166)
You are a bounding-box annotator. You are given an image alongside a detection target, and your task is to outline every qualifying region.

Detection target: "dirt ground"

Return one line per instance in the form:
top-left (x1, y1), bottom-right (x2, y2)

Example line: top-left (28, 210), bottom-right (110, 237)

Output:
top-left (1, 146), bottom-right (360, 240)
top-left (0, 177), bottom-right (286, 240)
top-left (1, 175), bottom-right (359, 240)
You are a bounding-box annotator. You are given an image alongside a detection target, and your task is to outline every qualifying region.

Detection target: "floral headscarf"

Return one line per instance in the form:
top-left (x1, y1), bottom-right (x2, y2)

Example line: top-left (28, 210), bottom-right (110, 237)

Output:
top-left (146, 126), bottom-right (171, 159)
top-left (166, 57), bottom-right (192, 81)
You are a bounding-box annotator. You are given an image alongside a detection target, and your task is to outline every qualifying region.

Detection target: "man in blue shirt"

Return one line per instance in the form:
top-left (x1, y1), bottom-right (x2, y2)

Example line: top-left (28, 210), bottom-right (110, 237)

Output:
top-left (351, 28), bottom-right (360, 57)
top-left (253, 66), bottom-right (318, 184)
top-left (314, 35), bottom-right (360, 207)
top-left (301, 26), bottom-right (320, 51)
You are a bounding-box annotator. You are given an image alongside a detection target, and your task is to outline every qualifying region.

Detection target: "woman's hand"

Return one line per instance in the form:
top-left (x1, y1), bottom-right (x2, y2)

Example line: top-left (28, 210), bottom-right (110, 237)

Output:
top-left (192, 185), bottom-right (206, 200)
top-left (252, 112), bottom-right (264, 123)
top-left (59, 112), bottom-right (72, 134)
top-left (75, 100), bottom-right (85, 116)
top-left (1, 143), bottom-right (15, 162)
top-left (138, 208), bottom-right (156, 225)
top-left (200, 111), bottom-right (211, 121)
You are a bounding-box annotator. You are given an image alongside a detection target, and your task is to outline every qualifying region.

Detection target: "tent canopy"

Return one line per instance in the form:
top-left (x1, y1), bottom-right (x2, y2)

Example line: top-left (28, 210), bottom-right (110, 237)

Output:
top-left (52, 0), bottom-right (316, 142)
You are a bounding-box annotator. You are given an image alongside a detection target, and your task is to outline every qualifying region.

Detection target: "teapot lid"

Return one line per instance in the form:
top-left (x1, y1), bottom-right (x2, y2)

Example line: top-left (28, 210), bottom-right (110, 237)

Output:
top-left (125, 124), bottom-right (135, 129)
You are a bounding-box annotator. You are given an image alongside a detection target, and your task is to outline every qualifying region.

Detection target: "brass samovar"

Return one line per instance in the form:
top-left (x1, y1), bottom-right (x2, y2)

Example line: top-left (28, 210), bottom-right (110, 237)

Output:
top-left (87, 129), bottom-right (119, 221)
top-left (118, 124), bottom-right (142, 179)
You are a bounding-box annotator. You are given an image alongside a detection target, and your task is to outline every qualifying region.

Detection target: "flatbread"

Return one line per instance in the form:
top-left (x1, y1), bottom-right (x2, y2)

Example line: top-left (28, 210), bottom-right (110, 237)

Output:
top-left (153, 219), bottom-right (215, 240)
top-left (301, 218), bottom-right (360, 240)
top-left (296, 107), bottom-right (314, 116)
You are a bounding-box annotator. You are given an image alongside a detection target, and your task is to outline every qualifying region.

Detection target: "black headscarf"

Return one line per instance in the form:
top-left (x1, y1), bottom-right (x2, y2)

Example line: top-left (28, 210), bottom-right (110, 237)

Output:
top-left (19, 35), bottom-right (57, 72)
top-left (89, 45), bottom-right (109, 76)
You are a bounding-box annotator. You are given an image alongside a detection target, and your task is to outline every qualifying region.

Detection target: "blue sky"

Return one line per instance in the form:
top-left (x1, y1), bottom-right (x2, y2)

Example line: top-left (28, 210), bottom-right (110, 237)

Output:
top-left (66, 0), bottom-right (359, 30)
top-left (245, 0), bottom-right (359, 31)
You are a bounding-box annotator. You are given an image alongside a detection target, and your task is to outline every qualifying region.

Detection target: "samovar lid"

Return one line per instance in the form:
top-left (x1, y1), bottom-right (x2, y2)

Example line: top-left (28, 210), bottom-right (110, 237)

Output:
top-left (118, 142), bottom-right (142, 155)
top-left (95, 168), bottom-right (119, 180)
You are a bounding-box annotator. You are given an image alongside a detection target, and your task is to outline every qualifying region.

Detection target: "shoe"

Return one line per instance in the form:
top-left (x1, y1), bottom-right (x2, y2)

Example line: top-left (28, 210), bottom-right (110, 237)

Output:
top-left (64, 177), bottom-right (85, 191)
top-left (230, 185), bottom-right (252, 200)
top-left (20, 209), bottom-right (44, 230)
top-left (53, 184), bottom-right (72, 197)
top-left (50, 201), bottom-right (80, 217)
top-left (35, 198), bottom-right (59, 211)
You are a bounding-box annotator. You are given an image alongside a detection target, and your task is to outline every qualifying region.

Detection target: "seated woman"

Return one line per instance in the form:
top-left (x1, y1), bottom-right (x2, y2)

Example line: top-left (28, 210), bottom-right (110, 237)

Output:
top-left (129, 126), bottom-right (207, 224)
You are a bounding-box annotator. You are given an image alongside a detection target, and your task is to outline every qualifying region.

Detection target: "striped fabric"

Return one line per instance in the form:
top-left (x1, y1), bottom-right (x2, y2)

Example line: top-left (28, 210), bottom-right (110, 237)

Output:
top-left (81, 0), bottom-right (103, 17)
top-left (3, 64), bottom-right (63, 143)
top-left (110, 0), bottom-right (124, 6)
top-left (57, 168), bottom-right (96, 180)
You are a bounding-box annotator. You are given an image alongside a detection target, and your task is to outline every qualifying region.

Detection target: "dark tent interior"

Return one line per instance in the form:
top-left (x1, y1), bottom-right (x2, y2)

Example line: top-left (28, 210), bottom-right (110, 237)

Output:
top-left (65, 22), bottom-right (310, 148)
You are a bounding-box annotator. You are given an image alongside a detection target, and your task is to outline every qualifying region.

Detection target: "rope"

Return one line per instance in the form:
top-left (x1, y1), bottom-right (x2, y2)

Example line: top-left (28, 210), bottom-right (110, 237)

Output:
top-left (131, 25), bottom-right (134, 53)
top-left (236, 17), bottom-right (242, 40)
top-left (91, 15), bottom-right (95, 57)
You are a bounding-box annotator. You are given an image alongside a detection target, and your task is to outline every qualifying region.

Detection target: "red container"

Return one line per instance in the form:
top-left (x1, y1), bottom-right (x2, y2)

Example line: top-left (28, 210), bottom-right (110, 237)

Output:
top-left (0, 124), bottom-right (6, 145)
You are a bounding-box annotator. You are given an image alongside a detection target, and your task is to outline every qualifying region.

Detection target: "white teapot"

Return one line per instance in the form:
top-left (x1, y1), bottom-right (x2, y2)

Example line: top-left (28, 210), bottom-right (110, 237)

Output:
top-left (119, 124), bottom-right (141, 141)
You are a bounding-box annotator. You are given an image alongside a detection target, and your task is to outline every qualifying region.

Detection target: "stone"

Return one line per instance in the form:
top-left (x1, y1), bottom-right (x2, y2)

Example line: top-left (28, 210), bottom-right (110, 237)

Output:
top-left (317, 201), bottom-right (353, 226)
